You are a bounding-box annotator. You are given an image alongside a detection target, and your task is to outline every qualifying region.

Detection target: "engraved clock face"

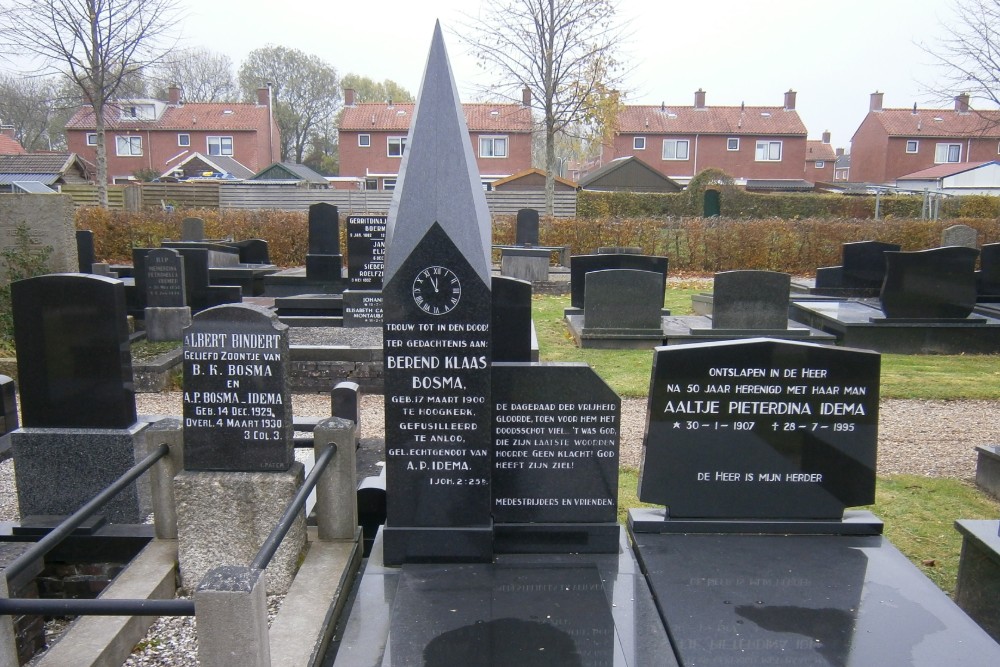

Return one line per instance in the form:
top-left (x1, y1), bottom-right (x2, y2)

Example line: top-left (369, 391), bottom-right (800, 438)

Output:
top-left (412, 265), bottom-right (461, 315)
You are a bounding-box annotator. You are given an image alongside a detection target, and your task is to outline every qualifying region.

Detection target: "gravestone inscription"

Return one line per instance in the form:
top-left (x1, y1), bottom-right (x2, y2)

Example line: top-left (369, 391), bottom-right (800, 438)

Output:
top-left (182, 304), bottom-right (293, 472)
top-left (639, 338), bottom-right (880, 519)
top-left (145, 248), bottom-right (186, 308)
top-left (347, 214), bottom-right (387, 289)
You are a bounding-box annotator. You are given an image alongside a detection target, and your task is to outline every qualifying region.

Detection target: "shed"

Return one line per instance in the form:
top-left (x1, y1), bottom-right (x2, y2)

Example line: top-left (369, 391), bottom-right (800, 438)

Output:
top-left (0, 152), bottom-right (91, 193)
top-left (160, 152), bottom-right (254, 181)
top-left (490, 168), bottom-right (577, 192)
top-left (578, 156), bottom-right (683, 193)
top-left (896, 161), bottom-right (1000, 195)
top-left (252, 162), bottom-right (330, 188)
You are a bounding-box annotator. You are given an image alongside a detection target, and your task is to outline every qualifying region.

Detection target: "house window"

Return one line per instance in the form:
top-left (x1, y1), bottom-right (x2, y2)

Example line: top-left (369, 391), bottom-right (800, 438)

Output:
top-left (86, 133), bottom-right (97, 146)
top-left (815, 160), bottom-right (825, 168)
top-left (364, 178), bottom-right (378, 191)
top-left (207, 136), bottom-right (233, 156)
top-left (178, 134), bottom-right (190, 147)
top-left (934, 143), bottom-right (961, 163)
top-left (359, 134), bottom-right (370, 147)
top-left (662, 139), bottom-right (689, 160)
top-left (727, 138), bottom-right (739, 151)
top-left (906, 140), bottom-right (919, 153)
top-left (388, 136), bottom-right (407, 157)
top-left (479, 135), bottom-right (508, 158)
top-left (115, 135), bottom-right (142, 156)
top-left (383, 178), bottom-right (397, 191)
top-left (755, 140), bottom-right (782, 161)
top-left (634, 136), bottom-right (646, 150)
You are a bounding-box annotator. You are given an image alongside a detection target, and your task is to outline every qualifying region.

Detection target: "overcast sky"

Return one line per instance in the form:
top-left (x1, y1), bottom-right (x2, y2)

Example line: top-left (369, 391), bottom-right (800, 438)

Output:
top-left (5, 0), bottom-right (961, 153)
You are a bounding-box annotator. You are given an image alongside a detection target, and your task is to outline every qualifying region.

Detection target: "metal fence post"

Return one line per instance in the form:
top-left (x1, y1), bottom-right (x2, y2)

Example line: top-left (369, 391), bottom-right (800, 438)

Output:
top-left (195, 566), bottom-right (270, 667)
top-left (314, 417), bottom-right (358, 540)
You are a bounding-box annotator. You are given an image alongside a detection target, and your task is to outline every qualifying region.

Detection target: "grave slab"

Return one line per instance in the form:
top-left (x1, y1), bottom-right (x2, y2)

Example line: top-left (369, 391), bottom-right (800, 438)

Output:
top-left (954, 519), bottom-right (1000, 643)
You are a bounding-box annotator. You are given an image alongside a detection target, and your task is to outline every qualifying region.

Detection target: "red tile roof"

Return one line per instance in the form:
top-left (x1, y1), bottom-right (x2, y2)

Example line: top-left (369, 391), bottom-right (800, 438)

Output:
top-left (805, 140), bottom-right (837, 162)
top-left (65, 102), bottom-right (269, 132)
top-left (339, 102), bottom-right (533, 132)
top-left (869, 108), bottom-right (1000, 138)
top-left (896, 160), bottom-right (998, 180)
top-left (0, 134), bottom-right (26, 154)
top-left (614, 105), bottom-right (807, 136)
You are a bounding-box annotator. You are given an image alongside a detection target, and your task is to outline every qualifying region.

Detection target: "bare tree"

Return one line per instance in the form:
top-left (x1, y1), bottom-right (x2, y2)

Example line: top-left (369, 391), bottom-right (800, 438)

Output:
top-left (151, 47), bottom-right (238, 102)
top-left (238, 45), bottom-right (340, 163)
top-left (0, 0), bottom-right (181, 206)
top-left (922, 0), bottom-right (1000, 111)
top-left (0, 74), bottom-right (62, 150)
top-left (459, 0), bottom-right (626, 214)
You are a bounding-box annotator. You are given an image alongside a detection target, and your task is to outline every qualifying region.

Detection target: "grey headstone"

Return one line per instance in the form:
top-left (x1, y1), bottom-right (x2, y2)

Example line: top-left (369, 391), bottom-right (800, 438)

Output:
top-left (0, 194), bottom-right (77, 274)
top-left (331, 381), bottom-right (361, 445)
top-left (515, 208), bottom-right (539, 246)
top-left (584, 269), bottom-right (662, 332)
top-left (942, 224), bottom-right (978, 249)
top-left (145, 248), bottom-right (186, 308)
top-left (712, 270), bottom-right (790, 330)
top-left (182, 217), bottom-right (205, 242)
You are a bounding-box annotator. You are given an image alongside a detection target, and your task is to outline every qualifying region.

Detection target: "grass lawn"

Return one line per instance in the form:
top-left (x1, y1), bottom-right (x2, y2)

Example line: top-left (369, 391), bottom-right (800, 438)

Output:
top-left (534, 288), bottom-right (1000, 597)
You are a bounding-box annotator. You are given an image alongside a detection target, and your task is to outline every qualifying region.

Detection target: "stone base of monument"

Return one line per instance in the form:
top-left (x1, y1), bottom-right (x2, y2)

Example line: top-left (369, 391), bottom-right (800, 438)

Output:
top-left (208, 264), bottom-right (280, 297)
top-left (628, 507), bottom-right (883, 535)
top-left (132, 347), bottom-right (183, 393)
top-left (627, 516), bottom-right (1000, 665)
top-left (500, 247), bottom-right (551, 282)
top-left (954, 519), bottom-right (1000, 643)
top-left (262, 266), bottom-right (347, 297)
top-left (661, 315), bottom-right (837, 345)
top-left (11, 423), bottom-right (151, 523)
top-left (975, 445), bottom-right (1000, 497)
top-left (143, 306), bottom-right (191, 341)
top-left (381, 524), bottom-right (494, 565)
top-left (564, 311), bottom-right (669, 349)
top-left (493, 522), bottom-right (620, 553)
top-left (789, 298), bottom-right (1000, 354)
top-left (289, 339), bottom-right (383, 393)
top-left (174, 463), bottom-right (306, 595)
top-left (274, 293), bottom-right (344, 326)
top-left (330, 526), bottom-right (677, 666)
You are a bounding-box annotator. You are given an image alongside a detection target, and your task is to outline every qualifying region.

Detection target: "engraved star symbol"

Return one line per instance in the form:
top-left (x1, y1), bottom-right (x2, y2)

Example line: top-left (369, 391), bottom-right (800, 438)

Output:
top-left (673, 422), bottom-right (681, 429)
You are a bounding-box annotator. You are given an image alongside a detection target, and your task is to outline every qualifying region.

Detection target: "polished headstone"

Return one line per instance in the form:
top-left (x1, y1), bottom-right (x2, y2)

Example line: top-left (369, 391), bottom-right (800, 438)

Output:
top-left (306, 203), bottom-right (343, 282)
top-left (880, 246), bottom-right (979, 319)
top-left (342, 290), bottom-right (383, 327)
top-left (181, 217), bottom-right (205, 242)
top-left (632, 531), bottom-right (1000, 666)
top-left (144, 248), bottom-right (186, 308)
top-left (0, 375), bottom-right (17, 436)
top-left (712, 270), bottom-right (790, 330)
top-left (331, 380), bottom-right (361, 441)
top-left (347, 214), bottom-right (387, 289)
top-left (584, 269), bottom-right (662, 333)
top-left (381, 23), bottom-right (494, 564)
top-left (514, 208), bottom-right (539, 246)
top-left (491, 277), bottom-right (532, 363)
top-left (134, 247), bottom-right (241, 313)
top-left (979, 243), bottom-right (1000, 295)
top-left (639, 338), bottom-right (879, 519)
top-left (841, 240), bottom-right (900, 288)
top-left (11, 274), bottom-right (136, 428)
top-left (182, 304), bottom-right (293, 472)
top-left (76, 230), bottom-right (95, 273)
top-left (570, 253), bottom-right (668, 309)
top-left (227, 239), bottom-right (270, 264)
top-left (942, 223), bottom-right (978, 249)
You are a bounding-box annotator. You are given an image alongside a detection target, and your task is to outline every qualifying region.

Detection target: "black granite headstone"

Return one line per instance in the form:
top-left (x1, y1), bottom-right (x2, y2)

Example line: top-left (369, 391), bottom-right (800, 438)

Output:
top-left (134, 247), bottom-right (241, 313)
top-left (0, 374), bottom-right (18, 435)
top-left (305, 203), bottom-right (343, 282)
top-left (145, 248), bottom-right (186, 308)
top-left (11, 274), bottom-right (136, 429)
top-left (227, 239), bottom-right (270, 264)
top-left (182, 304), bottom-right (293, 472)
top-left (381, 23), bottom-right (495, 564)
top-left (584, 269), bottom-right (662, 333)
top-left (977, 243), bottom-right (1000, 295)
top-left (712, 270), bottom-right (789, 330)
top-left (331, 380), bottom-right (361, 436)
top-left (570, 253), bottom-right (668, 309)
top-left (880, 246), bottom-right (979, 319)
top-left (841, 240), bottom-right (900, 289)
top-left (492, 363), bottom-right (619, 525)
top-left (347, 214), bottom-right (387, 289)
top-left (76, 230), bottom-right (95, 273)
top-left (639, 338), bottom-right (879, 520)
top-left (514, 208), bottom-right (539, 246)
top-left (491, 276), bottom-right (532, 363)
top-left (342, 291), bottom-right (384, 327)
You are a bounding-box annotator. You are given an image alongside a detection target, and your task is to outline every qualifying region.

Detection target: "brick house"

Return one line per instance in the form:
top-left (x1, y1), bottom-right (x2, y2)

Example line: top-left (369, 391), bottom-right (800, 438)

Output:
top-left (805, 132), bottom-right (837, 182)
top-left (338, 88), bottom-right (533, 190)
top-left (64, 86), bottom-right (280, 184)
top-left (0, 126), bottom-right (26, 155)
top-left (849, 92), bottom-right (1000, 185)
top-left (600, 89), bottom-right (808, 185)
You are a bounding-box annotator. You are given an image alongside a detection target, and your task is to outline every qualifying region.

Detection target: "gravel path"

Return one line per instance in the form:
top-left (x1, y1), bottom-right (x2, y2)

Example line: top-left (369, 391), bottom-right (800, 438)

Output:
top-left (5, 393), bottom-right (998, 666)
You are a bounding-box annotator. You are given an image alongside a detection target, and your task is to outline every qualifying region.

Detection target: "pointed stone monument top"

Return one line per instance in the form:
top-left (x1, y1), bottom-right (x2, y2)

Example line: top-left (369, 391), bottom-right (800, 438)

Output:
top-left (384, 21), bottom-right (493, 287)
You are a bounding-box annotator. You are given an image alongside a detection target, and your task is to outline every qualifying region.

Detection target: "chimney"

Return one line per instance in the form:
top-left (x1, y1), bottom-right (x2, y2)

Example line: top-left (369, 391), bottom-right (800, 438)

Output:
top-left (168, 84), bottom-right (182, 105)
top-left (821, 130), bottom-right (831, 144)
top-left (257, 86), bottom-right (270, 106)
top-left (956, 92), bottom-right (970, 113)
top-left (521, 87), bottom-right (531, 107)
top-left (783, 89), bottom-right (797, 110)
top-left (835, 147), bottom-right (845, 157)
top-left (0, 125), bottom-right (14, 139)
top-left (694, 88), bottom-right (706, 109)
top-left (344, 88), bottom-right (356, 107)
top-left (870, 91), bottom-right (884, 112)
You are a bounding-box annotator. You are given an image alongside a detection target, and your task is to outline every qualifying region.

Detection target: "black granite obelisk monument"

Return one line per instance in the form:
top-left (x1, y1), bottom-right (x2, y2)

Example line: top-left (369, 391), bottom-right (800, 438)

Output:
top-left (381, 22), bottom-right (494, 564)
